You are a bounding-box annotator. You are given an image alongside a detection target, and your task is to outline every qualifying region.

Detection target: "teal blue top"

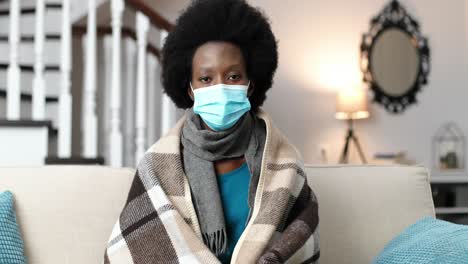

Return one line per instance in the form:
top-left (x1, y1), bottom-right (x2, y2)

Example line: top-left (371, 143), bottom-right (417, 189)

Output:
top-left (217, 162), bottom-right (251, 264)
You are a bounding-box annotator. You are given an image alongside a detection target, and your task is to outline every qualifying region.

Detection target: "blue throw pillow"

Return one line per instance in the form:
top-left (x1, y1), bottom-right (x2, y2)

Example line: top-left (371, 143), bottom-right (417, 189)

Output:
top-left (0, 191), bottom-right (26, 264)
top-left (372, 216), bottom-right (468, 264)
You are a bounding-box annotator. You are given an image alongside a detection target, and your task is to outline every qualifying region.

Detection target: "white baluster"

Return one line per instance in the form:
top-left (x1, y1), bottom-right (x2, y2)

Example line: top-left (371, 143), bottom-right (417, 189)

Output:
top-left (82, 0), bottom-right (98, 158)
top-left (6, 0), bottom-right (20, 120)
top-left (159, 30), bottom-right (178, 135)
top-left (109, 0), bottom-right (124, 167)
top-left (135, 12), bottom-right (150, 165)
top-left (58, 0), bottom-right (72, 158)
top-left (32, 0), bottom-right (45, 120)
top-left (123, 38), bottom-right (136, 167)
top-left (146, 54), bottom-right (159, 145)
top-left (100, 36), bottom-right (112, 164)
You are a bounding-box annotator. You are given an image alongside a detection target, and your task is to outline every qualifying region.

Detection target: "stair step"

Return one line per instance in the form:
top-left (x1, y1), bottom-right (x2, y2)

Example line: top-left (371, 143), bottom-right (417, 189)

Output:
top-left (0, 6), bottom-right (62, 35)
top-left (45, 156), bottom-right (105, 165)
top-left (0, 98), bottom-right (60, 133)
top-left (0, 89), bottom-right (58, 103)
top-left (0, 119), bottom-right (56, 137)
top-left (0, 2), bottom-right (62, 16)
top-left (0, 118), bottom-right (54, 166)
top-left (0, 119), bottom-right (52, 128)
top-left (0, 68), bottom-right (61, 97)
top-left (0, 34), bottom-right (61, 42)
top-left (0, 35), bottom-right (62, 66)
top-left (0, 63), bottom-right (60, 72)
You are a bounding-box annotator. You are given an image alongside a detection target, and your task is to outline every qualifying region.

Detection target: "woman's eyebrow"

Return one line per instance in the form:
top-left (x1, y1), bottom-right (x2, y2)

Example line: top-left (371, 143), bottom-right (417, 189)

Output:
top-left (197, 66), bottom-right (214, 73)
top-left (226, 63), bottom-right (242, 69)
top-left (197, 63), bottom-right (242, 72)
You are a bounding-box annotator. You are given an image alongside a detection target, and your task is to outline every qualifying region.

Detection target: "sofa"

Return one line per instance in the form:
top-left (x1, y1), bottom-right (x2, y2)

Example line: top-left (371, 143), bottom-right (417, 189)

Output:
top-left (0, 164), bottom-right (435, 264)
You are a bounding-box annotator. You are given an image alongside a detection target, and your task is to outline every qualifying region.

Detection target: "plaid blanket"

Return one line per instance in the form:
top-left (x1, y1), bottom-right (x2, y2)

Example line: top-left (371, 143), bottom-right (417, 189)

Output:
top-left (104, 108), bottom-right (320, 264)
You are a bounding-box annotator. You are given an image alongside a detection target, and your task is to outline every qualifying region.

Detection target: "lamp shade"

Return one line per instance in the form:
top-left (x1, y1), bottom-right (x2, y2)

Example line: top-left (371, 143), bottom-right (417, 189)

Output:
top-left (336, 87), bottom-right (370, 120)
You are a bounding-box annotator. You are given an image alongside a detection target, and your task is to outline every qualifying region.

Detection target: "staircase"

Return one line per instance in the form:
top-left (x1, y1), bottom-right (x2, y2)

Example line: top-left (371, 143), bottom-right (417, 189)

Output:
top-left (0, 0), bottom-right (181, 167)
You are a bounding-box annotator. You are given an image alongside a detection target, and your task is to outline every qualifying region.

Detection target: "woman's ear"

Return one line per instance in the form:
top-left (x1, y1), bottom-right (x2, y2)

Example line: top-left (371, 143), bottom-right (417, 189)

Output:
top-left (188, 87), bottom-right (194, 101)
top-left (247, 82), bottom-right (255, 97)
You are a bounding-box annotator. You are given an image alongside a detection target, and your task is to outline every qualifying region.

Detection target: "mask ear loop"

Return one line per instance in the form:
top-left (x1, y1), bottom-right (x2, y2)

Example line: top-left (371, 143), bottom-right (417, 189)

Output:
top-left (189, 82), bottom-right (195, 101)
top-left (190, 82), bottom-right (194, 92)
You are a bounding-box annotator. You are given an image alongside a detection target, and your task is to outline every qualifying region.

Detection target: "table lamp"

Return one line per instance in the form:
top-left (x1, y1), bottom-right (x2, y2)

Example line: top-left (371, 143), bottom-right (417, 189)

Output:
top-left (336, 87), bottom-right (369, 163)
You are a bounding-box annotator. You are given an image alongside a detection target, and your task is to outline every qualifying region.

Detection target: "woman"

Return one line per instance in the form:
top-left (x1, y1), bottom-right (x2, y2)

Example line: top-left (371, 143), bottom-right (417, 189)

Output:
top-left (105, 0), bottom-right (319, 263)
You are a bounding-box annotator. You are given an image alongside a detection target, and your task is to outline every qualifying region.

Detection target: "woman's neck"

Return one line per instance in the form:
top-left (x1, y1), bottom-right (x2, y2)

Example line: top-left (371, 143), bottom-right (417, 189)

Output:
top-left (215, 157), bottom-right (246, 175)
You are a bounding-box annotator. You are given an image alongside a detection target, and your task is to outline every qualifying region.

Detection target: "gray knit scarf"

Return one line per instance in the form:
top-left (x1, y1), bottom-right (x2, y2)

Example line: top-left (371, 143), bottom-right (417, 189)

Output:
top-left (180, 107), bottom-right (266, 256)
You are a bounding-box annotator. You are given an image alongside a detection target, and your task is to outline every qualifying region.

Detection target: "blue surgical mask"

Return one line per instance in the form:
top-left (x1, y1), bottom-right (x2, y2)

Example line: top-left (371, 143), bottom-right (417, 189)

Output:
top-left (190, 81), bottom-right (251, 131)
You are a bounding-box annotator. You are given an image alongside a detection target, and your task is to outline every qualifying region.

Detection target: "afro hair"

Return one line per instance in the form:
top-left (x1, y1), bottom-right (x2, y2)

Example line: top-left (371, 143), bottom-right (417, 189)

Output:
top-left (161, 0), bottom-right (278, 111)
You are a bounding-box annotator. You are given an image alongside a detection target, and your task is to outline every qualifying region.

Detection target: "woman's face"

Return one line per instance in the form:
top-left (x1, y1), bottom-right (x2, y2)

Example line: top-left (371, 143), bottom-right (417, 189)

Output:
top-left (189, 41), bottom-right (253, 100)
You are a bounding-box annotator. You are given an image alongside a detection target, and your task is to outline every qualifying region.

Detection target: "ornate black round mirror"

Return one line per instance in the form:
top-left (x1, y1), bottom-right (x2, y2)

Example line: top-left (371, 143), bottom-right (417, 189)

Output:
top-left (361, 0), bottom-right (430, 113)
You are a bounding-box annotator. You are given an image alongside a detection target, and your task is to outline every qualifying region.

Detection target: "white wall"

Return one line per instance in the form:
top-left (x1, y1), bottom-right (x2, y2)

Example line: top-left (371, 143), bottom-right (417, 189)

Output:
top-left (158, 0), bottom-right (468, 168)
top-left (241, 0), bottom-right (467, 170)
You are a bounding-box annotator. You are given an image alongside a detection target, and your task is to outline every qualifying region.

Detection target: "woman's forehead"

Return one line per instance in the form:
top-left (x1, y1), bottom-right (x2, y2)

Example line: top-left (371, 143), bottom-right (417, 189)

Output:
top-left (192, 41), bottom-right (245, 70)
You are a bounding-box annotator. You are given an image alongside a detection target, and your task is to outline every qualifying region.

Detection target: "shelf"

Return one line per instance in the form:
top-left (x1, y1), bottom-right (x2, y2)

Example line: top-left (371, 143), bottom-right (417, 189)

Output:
top-left (435, 207), bottom-right (468, 215)
top-left (430, 176), bottom-right (468, 184)
top-left (45, 156), bottom-right (105, 165)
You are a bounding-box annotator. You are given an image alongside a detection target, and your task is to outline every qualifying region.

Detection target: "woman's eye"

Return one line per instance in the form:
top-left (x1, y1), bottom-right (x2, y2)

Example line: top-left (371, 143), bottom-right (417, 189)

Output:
top-left (199, 77), bottom-right (211, 83)
top-left (229, 75), bottom-right (241, 81)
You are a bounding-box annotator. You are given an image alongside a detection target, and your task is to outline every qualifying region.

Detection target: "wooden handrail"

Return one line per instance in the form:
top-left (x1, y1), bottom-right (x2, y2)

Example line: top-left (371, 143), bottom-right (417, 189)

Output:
top-left (72, 0), bottom-right (174, 59)
top-left (125, 0), bottom-right (174, 32)
top-left (72, 25), bottom-right (160, 58)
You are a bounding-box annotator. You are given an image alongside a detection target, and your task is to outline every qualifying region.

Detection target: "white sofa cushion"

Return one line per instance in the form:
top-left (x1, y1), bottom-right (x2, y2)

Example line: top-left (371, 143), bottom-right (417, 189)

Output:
top-left (0, 165), bottom-right (134, 264)
top-left (0, 164), bottom-right (435, 264)
top-left (306, 165), bottom-right (435, 264)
